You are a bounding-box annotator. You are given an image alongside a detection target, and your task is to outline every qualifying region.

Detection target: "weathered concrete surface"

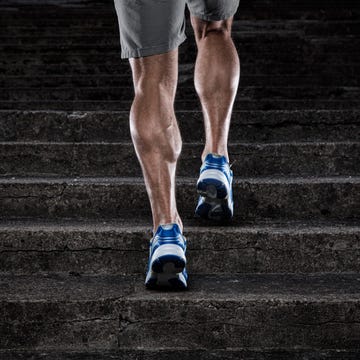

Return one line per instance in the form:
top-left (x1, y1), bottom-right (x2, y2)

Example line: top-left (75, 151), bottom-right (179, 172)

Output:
top-left (0, 273), bottom-right (359, 350)
top-left (0, 218), bottom-right (359, 274)
top-left (1, 110), bottom-right (359, 143)
top-left (1, 349), bottom-right (360, 360)
top-left (0, 176), bottom-right (359, 220)
top-left (1, 142), bottom-right (359, 177)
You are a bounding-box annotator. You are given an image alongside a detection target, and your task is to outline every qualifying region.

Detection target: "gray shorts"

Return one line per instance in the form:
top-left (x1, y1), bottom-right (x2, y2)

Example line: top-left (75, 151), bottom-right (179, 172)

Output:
top-left (114, 0), bottom-right (240, 59)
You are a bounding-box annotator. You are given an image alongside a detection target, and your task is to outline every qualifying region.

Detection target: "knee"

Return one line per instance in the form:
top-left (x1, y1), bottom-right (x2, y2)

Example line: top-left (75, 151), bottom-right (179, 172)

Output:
top-left (130, 52), bottom-right (178, 100)
top-left (134, 78), bottom-right (176, 101)
top-left (191, 17), bottom-right (232, 42)
top-left (130, 77), bottom-right (176, 130)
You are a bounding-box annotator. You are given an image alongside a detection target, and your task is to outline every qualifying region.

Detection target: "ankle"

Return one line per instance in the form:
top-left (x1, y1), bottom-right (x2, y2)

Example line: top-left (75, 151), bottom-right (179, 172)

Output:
top-left (153, 216), bottom-right (183, 234)
top-left (202, 150), bottom-right (229, 163)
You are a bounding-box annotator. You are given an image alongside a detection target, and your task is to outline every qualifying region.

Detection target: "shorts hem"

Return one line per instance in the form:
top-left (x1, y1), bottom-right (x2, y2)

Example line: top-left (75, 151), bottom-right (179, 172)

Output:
top-left (190, 5), bottom-right (239, 21)
top-left (121, 33), bottom-right (187, 59)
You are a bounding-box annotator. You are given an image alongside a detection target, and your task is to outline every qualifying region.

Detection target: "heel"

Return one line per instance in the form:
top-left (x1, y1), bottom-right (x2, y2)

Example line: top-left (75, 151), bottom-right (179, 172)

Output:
top-left (197, 169), bottom-right (230, 199)
top-left (150, 244), bottom-right (186, 274)
top-left (197, 179), bottom-right (228, 199)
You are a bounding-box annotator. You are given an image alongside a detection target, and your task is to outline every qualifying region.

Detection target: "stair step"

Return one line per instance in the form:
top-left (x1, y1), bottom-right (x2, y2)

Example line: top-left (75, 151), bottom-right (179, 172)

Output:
top-left (0, 176), bottom-right (358, 221)
top-left (1, 141), bottom-right (359, 177)
top-left (0, 31), bottom-right (303, 44)
top-left (0, 48), bottom-right (356, 60)
top-left (2, 54), bottom-right (358, 69)
top-left (1, 52), bottom-right (358, 67)
top-left (2, 74), bottom-right (358, 88)
top-left (1, 349), bottom-right (359, 360)
top-left (2, 63), bottom-right (359, 78)
top-left (3, 19), bottom-right (360, 37)
top-left (1, 272), bottom-right (359, 350)
top-left (1, 110), bottom-right (358, 143)
top-left (0, 218), bottom-right (359, 274)
top-left (1, 99), bottom-right (359, 111)
top-left (1, 37), bottom-right (358, 54)
top-left (0, 35), bottom-right (358, 48)
top-left (2, 33), bottom-right (357, 46)
top-left (1, 86), bottom-right (359, 102)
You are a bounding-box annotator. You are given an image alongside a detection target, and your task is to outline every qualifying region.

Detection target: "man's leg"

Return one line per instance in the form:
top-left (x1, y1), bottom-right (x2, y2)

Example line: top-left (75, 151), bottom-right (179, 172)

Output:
top-left (187, 1), bottom-right (240, 221)
top-left (190, 15), bottom-right (240, 163)
top-left (113, 0), bottom-right (188, 289)
top-left (128, 49), bottom-right (184, 234)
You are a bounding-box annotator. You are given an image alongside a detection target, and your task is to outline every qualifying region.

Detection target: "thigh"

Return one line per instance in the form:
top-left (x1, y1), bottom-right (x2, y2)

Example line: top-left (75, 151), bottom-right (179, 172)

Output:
top-left (186, 0), bottom-right (240, 21)
top-left (113, 0), bottom-right (187, 59)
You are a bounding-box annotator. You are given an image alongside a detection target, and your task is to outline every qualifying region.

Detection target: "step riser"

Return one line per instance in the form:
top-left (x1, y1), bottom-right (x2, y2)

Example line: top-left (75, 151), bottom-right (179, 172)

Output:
top-left (1, 227), bottom-right (359, 274)
top-left (1, 87), bottom-right (359, 102)
top-left (1, 100), bottom-right (359, 111)
top-left (1, 42), bottom-right (358, 57)
top-left (0, 34), bottom-right (357, 46)
top-left (1, 349), bottom-right (359, 360)
top-left (0, 42), bottom-right (311, 52)
top-left (1, 111), bottom-right (359, 143)
top-left (1, 301), bottom-right (118, 350)
top-left (3, 64), bottom-right (359, 77)
top-left (1, 52), bottom-right (358, 65)
top-left (1, 290), bottom-right (359, 350)
top-left (117, 300), bottom-right (360, 350)
top-left (1, 143), bottom-right (359, 177)
top-left (0, 180), bottom-right (358, 221)
top-left (0, 33), bottom-right (305, 44)
top-left (3, 21), bottom-right (360, 36)
top-left (1, 74), bottom-right (359, 88)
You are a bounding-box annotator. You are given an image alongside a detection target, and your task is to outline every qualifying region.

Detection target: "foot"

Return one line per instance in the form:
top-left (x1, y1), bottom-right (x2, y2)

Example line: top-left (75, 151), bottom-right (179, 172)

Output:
top-left (145, 222), bottom-right (188, 290)
top-left (195, 152), bottom-right (234, 221)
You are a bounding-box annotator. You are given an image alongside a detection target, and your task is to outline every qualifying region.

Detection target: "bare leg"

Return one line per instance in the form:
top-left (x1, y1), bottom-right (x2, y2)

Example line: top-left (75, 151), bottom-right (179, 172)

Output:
top-left (128, 49), bottom-right (183, 234)
top-left (191, 16), bottom-right (240, 163)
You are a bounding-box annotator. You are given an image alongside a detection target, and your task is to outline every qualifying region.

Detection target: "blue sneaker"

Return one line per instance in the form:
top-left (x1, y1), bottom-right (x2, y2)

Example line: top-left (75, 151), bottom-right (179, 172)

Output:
top-left (195, 152), bottom-right (234, 221)
top-left (145, 222), bottom-right (188, 290)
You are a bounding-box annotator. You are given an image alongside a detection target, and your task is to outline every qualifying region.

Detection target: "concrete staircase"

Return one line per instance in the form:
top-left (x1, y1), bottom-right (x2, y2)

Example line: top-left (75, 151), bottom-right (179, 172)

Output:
top-left (0, 0), bottom-right (360, 358)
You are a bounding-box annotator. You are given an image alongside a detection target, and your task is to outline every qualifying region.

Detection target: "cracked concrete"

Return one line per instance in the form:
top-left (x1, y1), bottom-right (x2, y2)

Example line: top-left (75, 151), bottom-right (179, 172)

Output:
top-left (1, 109), bottom-right (360, 142)
top-left (0, 218), bottom-right (359, 274)
top-left (0, 273), bottom-right (360, 350)
top-left (0, 177), bottom-right (359, 221)
top-left (1, 141), bottom-right (359, 177)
